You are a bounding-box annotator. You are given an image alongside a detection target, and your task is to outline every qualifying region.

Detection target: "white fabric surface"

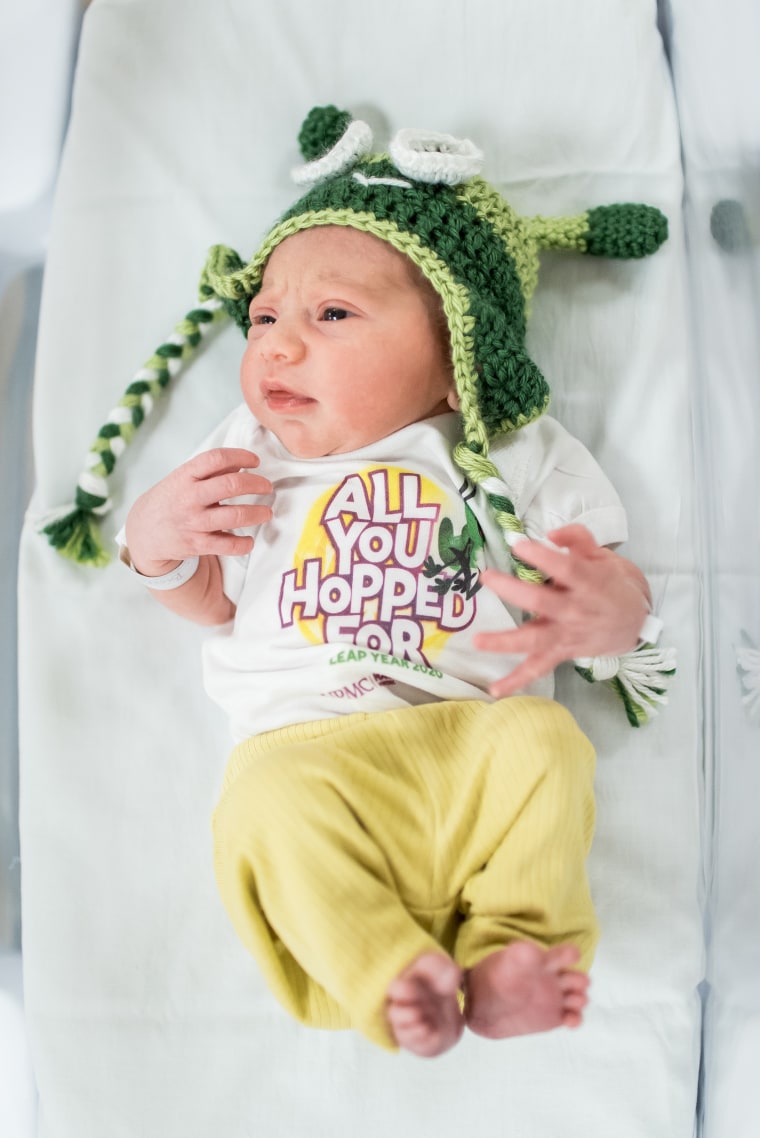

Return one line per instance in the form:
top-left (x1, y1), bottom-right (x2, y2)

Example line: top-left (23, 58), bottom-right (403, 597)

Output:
top-left (19, 2), bottom-right (703, 1136)
top-left (2, 10), bottom-right (81, 1136)
top-left (0, 953), bottom-right (37, 1138)
top-left (0, 0), bottom-right (80, 264)
top-left (664, 2), bottom-right (760, 1135)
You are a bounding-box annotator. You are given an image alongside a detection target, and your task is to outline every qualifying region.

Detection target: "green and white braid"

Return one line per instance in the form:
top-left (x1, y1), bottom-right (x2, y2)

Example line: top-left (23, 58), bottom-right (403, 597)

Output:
top-left (452, 442), bottom-right (543, 584)
top-left (41, 298), bottom-right (227, 566)
top-left (454, 437), bottom-right (677, 728)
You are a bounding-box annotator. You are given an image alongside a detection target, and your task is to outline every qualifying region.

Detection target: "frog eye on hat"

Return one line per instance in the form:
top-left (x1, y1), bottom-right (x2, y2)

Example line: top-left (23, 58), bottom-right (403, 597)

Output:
top-left (289, 104), bottom-right (485, 190)
top-left (389, 128), bottom-right (484, 185)
top-left (291, 114), bottom-right (373, 187)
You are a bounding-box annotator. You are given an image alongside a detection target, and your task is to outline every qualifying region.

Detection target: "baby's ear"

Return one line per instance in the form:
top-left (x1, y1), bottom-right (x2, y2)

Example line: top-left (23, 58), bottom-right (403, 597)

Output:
top-left (447, 388), bottom-right (461, 412)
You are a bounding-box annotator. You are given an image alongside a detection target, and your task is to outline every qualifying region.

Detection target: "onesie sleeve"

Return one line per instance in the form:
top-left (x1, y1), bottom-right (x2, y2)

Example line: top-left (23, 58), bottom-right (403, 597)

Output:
top-left (493, 416), bottom-right (629, 548)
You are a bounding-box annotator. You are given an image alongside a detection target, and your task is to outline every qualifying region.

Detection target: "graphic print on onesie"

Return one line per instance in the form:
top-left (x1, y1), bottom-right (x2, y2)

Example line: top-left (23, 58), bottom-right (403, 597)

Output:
top-left (281, 461), bottom-right (484, 692)
top-left (201, 407), bottom-right (625, 741)
top-left (201, 412), bottom-right (535, 739)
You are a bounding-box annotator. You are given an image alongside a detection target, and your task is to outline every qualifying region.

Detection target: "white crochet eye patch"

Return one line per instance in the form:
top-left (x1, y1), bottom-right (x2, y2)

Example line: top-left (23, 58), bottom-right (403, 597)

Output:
top-left (291, 121), bottom-right (484, 188)
top-left (291, 119), bottom-right (374, 186)
top-left (389, 128), bottom-right (484, 185)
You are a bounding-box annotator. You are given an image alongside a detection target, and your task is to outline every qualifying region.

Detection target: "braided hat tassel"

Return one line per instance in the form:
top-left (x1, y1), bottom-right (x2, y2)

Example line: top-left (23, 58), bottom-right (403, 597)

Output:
top-left (454, 440), bottom-right (676, 726)
top-left (452, 441), bottom-right (542, 583)
top-left (574, 644), bottom-right (677, 727)
top-left (41, 299), bottom-right (226, 565)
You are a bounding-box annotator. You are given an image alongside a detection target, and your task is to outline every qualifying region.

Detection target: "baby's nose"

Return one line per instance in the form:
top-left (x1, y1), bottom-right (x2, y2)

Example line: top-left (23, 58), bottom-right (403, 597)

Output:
top-left (259, 322), bottom-right (306, 363)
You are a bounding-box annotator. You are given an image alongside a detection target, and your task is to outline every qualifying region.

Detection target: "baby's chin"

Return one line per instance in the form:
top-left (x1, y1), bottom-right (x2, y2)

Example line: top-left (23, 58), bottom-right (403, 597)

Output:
top-left (265, 404), bottom-right (454, 459)
top-left (266, 424), bottom-right (343, 459)
top-left (265, 419), bottom-right (377, 458)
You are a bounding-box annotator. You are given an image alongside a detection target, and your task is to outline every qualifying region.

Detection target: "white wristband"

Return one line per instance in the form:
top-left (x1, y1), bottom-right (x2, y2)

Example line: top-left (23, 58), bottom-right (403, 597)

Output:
top-left (119, 546), bottom-right (200, 590)
top-left (638, 611), bottom-right (663, 646)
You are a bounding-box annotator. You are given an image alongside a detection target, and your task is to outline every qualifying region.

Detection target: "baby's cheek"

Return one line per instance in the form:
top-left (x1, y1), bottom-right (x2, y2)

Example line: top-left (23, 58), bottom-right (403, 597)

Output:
top-left (239, 352), bottom-right (258, 398)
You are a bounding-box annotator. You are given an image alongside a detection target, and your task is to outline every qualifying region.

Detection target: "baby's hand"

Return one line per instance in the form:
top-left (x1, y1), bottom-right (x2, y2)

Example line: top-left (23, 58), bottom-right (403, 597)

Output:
top-left (475, 524), bottom-right (650, 698)
top-left (124, 447), bottom-right (273, 575)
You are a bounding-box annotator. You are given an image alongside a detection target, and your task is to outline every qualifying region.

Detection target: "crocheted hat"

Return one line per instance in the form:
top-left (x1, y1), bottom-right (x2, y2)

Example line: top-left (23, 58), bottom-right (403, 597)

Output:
top-left (43, 104), bottom-right (668, 576)
top-left (201, 106), bottom-right (668, 457)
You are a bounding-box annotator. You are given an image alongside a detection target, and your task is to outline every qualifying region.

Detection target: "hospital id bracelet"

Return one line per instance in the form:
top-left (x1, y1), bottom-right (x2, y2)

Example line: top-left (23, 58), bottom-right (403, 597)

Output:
top-left (118, 546), bottom-right (200, 590)
top-left (638, 611), bottom-right (663, 646)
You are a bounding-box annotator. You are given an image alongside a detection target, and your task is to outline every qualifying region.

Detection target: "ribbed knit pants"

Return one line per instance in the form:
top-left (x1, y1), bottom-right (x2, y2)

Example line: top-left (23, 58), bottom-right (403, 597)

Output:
top-left (212, 696), bottom-right (598, 1050)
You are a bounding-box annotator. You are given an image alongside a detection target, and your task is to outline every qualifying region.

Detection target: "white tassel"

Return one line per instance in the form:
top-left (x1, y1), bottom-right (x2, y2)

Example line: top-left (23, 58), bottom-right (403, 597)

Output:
top-left (575, 643), bottom-right (677, 726)
top-left (611, 645), bottom-right (677, 709)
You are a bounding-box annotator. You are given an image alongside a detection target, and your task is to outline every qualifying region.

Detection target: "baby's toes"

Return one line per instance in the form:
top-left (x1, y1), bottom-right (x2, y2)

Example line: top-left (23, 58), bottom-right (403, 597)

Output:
top-left (389, 1005), bottom-right (425, 1033)
top-left (545, 943), bottom-right (582, 972)
top-left (562, 989), bottom-right (589, 1013)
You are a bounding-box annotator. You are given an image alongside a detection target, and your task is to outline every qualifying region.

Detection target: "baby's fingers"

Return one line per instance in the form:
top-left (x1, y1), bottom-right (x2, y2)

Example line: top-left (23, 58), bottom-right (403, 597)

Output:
top-left (489, 651), bottom-right (563, 698)
top-left (189, 447), bottom-right (263, 478)
top-left (199, 502), bottom-right (273, 532)
top-left (545, 524), bottom-right (599, 557)
top-left (196, 468), bottom-right (273, 507)
top-left (475, 616), bottom-right (571, 661)
top-left (479, 569), bottom-right (569, 621)
top-left (199, 531), bottom-right (255, 558)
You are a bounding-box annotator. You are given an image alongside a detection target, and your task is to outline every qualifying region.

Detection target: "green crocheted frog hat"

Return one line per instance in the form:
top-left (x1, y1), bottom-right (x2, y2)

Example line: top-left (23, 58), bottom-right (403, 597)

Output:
top-left (200, 104), bottom-right (667, 451)
top-left (43, 104), bottom-right (668, 573)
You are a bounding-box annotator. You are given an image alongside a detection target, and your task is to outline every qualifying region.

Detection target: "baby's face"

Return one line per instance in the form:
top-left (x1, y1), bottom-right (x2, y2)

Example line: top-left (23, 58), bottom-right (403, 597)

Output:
top-left (240, 226), bottom-right (454, 457)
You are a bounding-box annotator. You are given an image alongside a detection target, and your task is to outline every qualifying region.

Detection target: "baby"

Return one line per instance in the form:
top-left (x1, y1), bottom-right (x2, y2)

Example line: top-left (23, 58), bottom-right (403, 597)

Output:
top-left (117, 108), bottom-right (664, 1057)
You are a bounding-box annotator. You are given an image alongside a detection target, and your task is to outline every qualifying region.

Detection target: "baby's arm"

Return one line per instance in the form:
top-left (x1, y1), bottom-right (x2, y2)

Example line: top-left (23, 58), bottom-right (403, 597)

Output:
top-left (476, 523), bottom-right (651, 697)
top-left (123, 447), bottom-right (272, 625)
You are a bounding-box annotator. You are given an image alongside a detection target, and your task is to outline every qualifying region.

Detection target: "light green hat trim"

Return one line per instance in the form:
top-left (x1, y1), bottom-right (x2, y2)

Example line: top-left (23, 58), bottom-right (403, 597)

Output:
top-left (201, 207), bottom-right (502, 454)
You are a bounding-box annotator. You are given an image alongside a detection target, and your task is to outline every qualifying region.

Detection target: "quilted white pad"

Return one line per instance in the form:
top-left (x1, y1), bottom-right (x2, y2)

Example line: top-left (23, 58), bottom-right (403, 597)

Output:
top-left (19, 2), bottom-right (704, 1135)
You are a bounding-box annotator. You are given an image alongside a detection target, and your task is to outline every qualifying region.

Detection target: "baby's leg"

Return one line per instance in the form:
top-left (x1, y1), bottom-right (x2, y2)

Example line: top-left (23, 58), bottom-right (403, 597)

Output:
top-left (464, 942), bottom-right (589, 1039)
top-left (213, 721), bottom-right (447, 1051)
top-left (453, 698), bottom-right (599, 1036)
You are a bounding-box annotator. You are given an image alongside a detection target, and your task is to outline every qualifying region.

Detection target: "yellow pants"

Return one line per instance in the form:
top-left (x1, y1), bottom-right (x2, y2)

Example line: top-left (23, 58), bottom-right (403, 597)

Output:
top-left (212, 696), bottom-right (598, 1050)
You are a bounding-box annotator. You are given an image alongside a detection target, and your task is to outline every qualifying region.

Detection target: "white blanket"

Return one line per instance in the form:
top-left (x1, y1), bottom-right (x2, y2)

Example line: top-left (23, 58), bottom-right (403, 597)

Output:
top-left (665, 1), bottom-right (760, 1134)
top-left (19, 2), bottom-right (704, 1135)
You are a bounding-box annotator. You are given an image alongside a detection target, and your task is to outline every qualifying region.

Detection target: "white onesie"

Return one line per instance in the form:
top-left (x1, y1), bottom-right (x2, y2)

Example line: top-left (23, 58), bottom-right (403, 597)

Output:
top-left (200, 408), bottom-right (627, 742)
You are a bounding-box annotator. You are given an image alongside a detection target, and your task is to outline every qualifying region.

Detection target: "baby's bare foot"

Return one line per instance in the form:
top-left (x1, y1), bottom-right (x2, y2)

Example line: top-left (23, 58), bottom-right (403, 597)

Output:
top-left (465, 941), bottom-right (589, 1039)
top-left (386, 952), bottom-right (464, 1057)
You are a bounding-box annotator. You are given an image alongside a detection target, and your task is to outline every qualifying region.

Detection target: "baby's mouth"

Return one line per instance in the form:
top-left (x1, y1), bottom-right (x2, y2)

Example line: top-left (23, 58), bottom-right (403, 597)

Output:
top-left (261, 382), bottom-right (316, 412)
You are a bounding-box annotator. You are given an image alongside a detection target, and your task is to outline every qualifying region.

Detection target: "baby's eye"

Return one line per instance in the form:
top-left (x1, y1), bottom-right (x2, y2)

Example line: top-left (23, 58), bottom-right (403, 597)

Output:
top-left (321, 307), bottom-right (352, 321)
